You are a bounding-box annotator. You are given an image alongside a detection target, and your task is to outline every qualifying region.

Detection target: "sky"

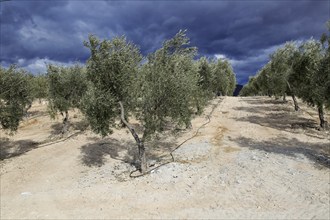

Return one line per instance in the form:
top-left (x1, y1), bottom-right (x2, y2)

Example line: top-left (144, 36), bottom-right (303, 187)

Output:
top-left (0, 0), bottom-right (329, 84)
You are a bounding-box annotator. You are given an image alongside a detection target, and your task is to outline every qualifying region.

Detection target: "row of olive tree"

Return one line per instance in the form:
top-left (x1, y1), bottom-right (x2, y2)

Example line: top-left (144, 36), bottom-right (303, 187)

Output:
top-left (241, 22), bottom-right (329, 128)
top-left (0, 63), bottom-right (84, 133)
top-left (1, 30), bottom-right (237, 172)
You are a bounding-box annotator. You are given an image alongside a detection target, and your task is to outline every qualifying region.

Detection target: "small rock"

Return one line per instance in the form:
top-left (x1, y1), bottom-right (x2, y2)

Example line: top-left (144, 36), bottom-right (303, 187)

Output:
top-left (254, 182), bottom-right (262, 187)
top-left (21, 192), bottom-right (32, 196)
top-left (148, 160), bottom-right (157, 167)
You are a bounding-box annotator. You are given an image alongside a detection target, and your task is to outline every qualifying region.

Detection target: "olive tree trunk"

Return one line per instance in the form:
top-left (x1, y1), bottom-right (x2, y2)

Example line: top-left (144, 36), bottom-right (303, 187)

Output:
top-left (291, 94), bottom-right (299, 111)
top-left (318, 104), bottom-right (327, 129)
top-left (286, 81), bottom-right (299, 111)
top-left (62, 110), bottom-right (69, 134)
top-left (119, 101), bottom-right (147, 173)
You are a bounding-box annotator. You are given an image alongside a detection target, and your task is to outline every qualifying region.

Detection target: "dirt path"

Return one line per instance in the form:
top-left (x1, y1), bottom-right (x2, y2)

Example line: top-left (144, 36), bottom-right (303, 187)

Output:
top-left (1, 97), bottom-right (329, 219)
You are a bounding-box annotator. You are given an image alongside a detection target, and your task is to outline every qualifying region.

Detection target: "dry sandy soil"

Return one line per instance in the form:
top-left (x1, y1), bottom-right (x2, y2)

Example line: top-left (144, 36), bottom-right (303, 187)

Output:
top-left (1, 97), bottom-right (329, 219)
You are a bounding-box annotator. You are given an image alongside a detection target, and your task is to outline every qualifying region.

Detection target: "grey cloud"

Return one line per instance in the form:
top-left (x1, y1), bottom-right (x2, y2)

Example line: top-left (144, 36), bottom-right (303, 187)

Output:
top-left (0, 0), bottom-right (329, 84)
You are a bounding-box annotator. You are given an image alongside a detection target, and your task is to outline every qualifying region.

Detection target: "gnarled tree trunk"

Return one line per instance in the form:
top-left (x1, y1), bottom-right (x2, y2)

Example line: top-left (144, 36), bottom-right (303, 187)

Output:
top-left (119, 101), bottom-right (147, 173)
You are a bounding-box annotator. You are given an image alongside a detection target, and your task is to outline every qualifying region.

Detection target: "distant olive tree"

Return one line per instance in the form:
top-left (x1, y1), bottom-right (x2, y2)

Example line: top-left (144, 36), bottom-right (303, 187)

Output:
top-left (0, 65), bottom-right (33, 133)
top-left (226, 61), bottom-right (237, 96)
top-left (211, 59), bottom-right (236, 96)
top-left (47, 64), bottom-right (87, 134)
top-left (240, 76), bottom-right (260, 96)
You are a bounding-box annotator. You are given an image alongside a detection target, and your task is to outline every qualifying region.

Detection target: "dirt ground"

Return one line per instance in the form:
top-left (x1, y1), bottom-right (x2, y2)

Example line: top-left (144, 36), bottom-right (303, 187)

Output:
top-left (1, 97), bottom-right (329, 219)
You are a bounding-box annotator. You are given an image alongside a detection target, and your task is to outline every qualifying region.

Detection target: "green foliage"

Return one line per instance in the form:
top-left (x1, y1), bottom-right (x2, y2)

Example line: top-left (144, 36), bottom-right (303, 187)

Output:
top-left (197, 57), bottom-right (213, 95)
top-left (292, 40), bottom-right (326, 107)
top-left (194, 58), bottom-right (213, 114)
top-left (321, 21), bottom-right (330, 109)
top-left (0, 65), bottom-right (32, 132)
top-left (29, 74), bottom-right (48, 101)
top-left (81, 87), bottom-right (117, 137)
top-left (270, 42), bottom-right (298, 98)
top-left (240, 76), bottom-right (259, 96)
top-left (82, 34), bottom-right (142, 136)
top-left (138, 30), bottom-right (200, 137)
top-left (47, 64), bottom-right (87, 118)
top-left (256, 64), bottom-right (273, 96)
top-left (227, 61), bottom-right (237, 96)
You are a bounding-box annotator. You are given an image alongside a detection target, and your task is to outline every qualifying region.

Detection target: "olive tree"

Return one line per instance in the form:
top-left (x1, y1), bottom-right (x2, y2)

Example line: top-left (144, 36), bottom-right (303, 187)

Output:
top-left (47, 64), bottom-right (87, 134)
top-left (81, 34), bottom-right (144, 168)
top-left (197, 57), bottom-right (213, 94)
top-left (257, 63), bottom-right (273, 96)
top-left (292, 38), bottom-right (329, 128)
top-left (240, 76), bottom-right (261, 96)
top-left (320, 21), bottom-right (330, 109)
top-left (211, 59), bottom-right (236, 96)
top-left (139, 30), bottom-right (199, 131)
top-left (81, 34), bottom-right (142, 133)
top-left (0, 65), bottom-right (33, 132)
top-left (270, 42), bottom-right (300, 109)
top-left (226, 61), bottom-right (237, 96)
top-left (82, 30), bottom-right (201, 173)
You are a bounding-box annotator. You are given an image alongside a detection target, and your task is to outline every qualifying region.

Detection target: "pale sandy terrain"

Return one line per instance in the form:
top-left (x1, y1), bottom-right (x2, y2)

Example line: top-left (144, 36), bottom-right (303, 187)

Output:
top-left (1, 97), bottom-right (329, 219)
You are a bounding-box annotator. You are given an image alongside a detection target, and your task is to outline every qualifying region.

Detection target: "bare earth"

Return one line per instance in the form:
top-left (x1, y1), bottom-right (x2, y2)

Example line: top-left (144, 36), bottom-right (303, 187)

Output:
top-left (1, 97), bottom-right (329, 219)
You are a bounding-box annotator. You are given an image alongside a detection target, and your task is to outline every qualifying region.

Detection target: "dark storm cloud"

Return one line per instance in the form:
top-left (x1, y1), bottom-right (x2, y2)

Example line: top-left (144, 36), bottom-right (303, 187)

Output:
top-left (0, 0), bottom-right (329, 83)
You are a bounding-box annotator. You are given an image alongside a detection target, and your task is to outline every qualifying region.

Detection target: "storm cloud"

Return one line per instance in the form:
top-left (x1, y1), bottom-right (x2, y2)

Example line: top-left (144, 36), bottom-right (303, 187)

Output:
top-left (1, 0), bottom-right (329, 83)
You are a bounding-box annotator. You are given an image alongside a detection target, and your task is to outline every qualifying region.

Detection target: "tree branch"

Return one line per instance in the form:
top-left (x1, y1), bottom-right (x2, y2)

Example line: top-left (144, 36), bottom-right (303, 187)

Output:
top-left (118, 101), bottom-right (142, 145)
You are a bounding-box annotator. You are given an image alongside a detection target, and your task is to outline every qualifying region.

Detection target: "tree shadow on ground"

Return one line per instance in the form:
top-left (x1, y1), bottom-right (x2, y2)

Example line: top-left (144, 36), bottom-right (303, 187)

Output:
top-left (237, 113), bottom-right (318, 131)
top-left (236, 98), bottom-right (327, 139)
top-left (25, 110), bottom-right (44, 118)
top-left (236, 97), bottom-right (295, 114)
top-left (50, 119), bottom-right (90, 135)
top-left (231, 136), bottom-right (330, 168)
top-left (233, 105), bottom-right (293, 115)
top-left (242, 97), bottom-right (290, 105)
top-left (80, 137), bottom-right (176, 168)
top-left (50, 123), bottom-right (63, 135)
top-left (0, 138), bottom-right (39, 160)
top-left (80, 138), bottom-right (137, 168)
